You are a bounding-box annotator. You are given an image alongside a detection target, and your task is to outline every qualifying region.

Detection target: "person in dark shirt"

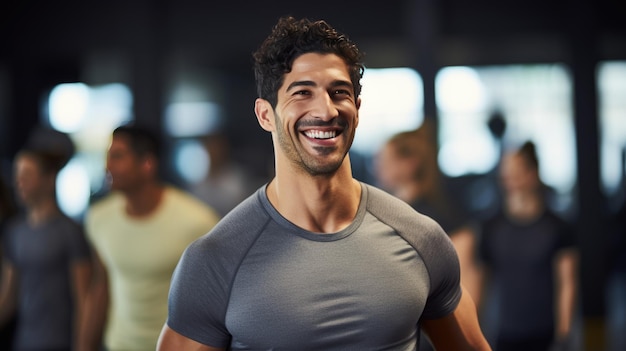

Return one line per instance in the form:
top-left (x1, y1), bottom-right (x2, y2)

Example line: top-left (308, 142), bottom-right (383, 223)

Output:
top-left (478, 141), bottom-right (578, 351)
top-left (0, 135), bottom-right (92, 351)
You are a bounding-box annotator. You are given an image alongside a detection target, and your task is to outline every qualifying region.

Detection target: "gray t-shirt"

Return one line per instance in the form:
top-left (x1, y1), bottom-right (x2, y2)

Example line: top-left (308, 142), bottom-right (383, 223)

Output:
top-left (167, 183), bottom-right (461, 350)
top-left (3, 214), bottom-right (91, 350)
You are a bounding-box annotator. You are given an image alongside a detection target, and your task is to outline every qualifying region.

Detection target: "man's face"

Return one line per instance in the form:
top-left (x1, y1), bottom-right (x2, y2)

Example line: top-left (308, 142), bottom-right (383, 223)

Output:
top-left (499, 153), bottom-right (539, 195)
top-left (268, 53), bottom-right (360, 176)
top-left (14, 155), bottom-right (53, 207)
top-left (105, 135), bottom-right (146, 192)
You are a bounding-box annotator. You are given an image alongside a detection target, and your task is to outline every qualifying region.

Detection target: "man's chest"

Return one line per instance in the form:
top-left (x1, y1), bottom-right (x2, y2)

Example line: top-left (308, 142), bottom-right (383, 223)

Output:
top-left (225, 229), bottom-right (430, 349)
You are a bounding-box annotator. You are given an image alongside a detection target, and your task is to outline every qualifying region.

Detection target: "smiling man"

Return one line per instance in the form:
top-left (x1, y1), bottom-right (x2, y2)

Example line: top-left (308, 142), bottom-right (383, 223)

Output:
top-left (157, 16), bottom-right (491, 351)
top-left (273, 57), bottom-right (357, 178)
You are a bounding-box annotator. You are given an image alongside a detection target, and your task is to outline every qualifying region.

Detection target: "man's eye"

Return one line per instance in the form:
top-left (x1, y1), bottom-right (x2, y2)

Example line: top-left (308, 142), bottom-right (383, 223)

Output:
top-left (294, 90), bottom-right (310, 95)
top-left (333, 89), bottom-right (351, 96)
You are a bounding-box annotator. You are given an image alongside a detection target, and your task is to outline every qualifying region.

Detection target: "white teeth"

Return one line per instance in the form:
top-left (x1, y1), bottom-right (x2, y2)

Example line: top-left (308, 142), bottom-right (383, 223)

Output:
top-left (304, 130), bottom-right (337, 139)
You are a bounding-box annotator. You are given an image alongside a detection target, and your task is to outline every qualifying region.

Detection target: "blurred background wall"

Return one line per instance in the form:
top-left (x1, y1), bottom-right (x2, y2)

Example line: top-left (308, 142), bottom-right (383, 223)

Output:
top-left (1, 0), bottom-right (625, 349)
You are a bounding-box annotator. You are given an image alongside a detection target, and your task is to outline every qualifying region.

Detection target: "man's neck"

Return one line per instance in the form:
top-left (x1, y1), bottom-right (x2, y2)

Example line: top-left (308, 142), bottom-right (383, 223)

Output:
top-left (27, 198), bottom-right (60, 226)
top-left (267, 164), bottom-right (361, 234)
top-left (504, 191), bottom-right (544, 223)
top-left (124, 182), bottom-right (165, 218)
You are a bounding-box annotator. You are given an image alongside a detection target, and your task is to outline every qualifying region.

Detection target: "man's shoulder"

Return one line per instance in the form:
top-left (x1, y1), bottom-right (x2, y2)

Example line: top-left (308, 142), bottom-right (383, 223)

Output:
top-left (53, 214), bottom-right (84, 233)
top-left (165, 186), bottom-right (209, 207)
top-left (164, 186), bottom-right (219, 215)
top-left (363, 183), bottom-right (414, 209)
top-left (364, 183), bottom-right (440, 228)
top-left (84, 192), bottom-right (125, 241)
top-left (190, 191), bottom-right (267, 245)
top-left (363, 183), bottom-right (404, 204)
top-left (363, 183), bottom-right (449, 248)
top-left (2, 215), bottom-right (27, 241)
top-left (87, 192), bottom-right (124, 218)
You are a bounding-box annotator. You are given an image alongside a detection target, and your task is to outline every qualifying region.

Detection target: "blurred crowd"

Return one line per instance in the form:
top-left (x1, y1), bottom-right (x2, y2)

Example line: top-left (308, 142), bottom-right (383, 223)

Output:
top-left (0, 120), bottom-right (624, 351)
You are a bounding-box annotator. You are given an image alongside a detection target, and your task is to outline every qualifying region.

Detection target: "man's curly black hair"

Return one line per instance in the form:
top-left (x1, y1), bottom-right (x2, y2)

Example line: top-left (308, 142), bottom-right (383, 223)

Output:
top-left (253, 16), bottom-right (365, 108)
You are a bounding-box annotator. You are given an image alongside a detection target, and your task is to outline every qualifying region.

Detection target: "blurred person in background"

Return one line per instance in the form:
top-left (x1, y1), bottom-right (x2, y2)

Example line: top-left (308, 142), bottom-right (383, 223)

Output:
top-left (188, 133), bottom-right (259, 217)
top-left (374, 122), bottom-right (483, 303)
top-left (0, 128), bottom-right (92, 351)
top-left (81, 124), bottom-right (220, 351)
top-left (477, 141), bottom-right (578, 351)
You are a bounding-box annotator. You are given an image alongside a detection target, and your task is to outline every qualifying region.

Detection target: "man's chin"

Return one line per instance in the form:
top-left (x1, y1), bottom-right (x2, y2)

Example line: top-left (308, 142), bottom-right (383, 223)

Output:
top-left (303, 160), bottom-right (344, 177)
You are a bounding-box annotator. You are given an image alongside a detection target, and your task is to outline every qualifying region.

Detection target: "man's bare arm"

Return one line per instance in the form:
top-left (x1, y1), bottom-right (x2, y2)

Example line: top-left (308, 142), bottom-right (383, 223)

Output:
top-left (421, 285), bottom-right (492, 351)
top-left (555, 248), bottom-right (578, 340)
top-left (0, 261), bottom-right (18, 327)
top-left (77, 251), bottom-right (109, 351)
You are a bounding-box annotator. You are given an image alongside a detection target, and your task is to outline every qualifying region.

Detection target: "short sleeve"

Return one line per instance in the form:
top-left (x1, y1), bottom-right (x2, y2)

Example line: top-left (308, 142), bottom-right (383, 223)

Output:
top-left (555, 215), bottom-right (577, 250)
top-left (63, 219), bottom-right (91, 262)
top-left (364, 185), bottom-right (462, 321)
top-left (166, 238), bottom-right (232, 348)
top-left (418, 220), bottom-right (463, 320)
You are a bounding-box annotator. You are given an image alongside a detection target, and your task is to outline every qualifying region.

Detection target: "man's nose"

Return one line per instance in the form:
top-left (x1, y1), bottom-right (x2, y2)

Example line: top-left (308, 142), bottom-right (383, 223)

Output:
top-left (310, 93), bottom-right (339, 121)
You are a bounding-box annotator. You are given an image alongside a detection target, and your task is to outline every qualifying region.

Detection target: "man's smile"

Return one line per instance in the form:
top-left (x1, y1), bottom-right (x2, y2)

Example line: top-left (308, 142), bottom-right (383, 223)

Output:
top-left (303, 129), bottom-right (337, 140)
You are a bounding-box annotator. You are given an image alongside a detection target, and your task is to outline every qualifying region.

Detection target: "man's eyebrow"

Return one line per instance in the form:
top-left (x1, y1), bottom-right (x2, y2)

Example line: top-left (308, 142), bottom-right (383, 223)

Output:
top-left (285, 79), bottom-right (353, 92)
top-left (330, 80), bottom-right (354, 89)
top-left (286, 80), bottom-right (316, 92)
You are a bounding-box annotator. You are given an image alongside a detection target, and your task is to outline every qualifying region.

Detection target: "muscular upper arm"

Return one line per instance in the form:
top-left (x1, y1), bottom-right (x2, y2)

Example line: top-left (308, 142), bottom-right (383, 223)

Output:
top-left (157, 324), bottom-right (225, 351)
top-left (421, 286), bottom-right (492, 351)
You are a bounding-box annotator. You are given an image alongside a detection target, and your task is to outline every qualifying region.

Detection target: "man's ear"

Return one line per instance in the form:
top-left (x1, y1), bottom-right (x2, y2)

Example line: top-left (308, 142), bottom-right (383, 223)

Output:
top-left (142, 155), bottom-right (157, 175)
top-left (255, 98), bottom-right (275, 132)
